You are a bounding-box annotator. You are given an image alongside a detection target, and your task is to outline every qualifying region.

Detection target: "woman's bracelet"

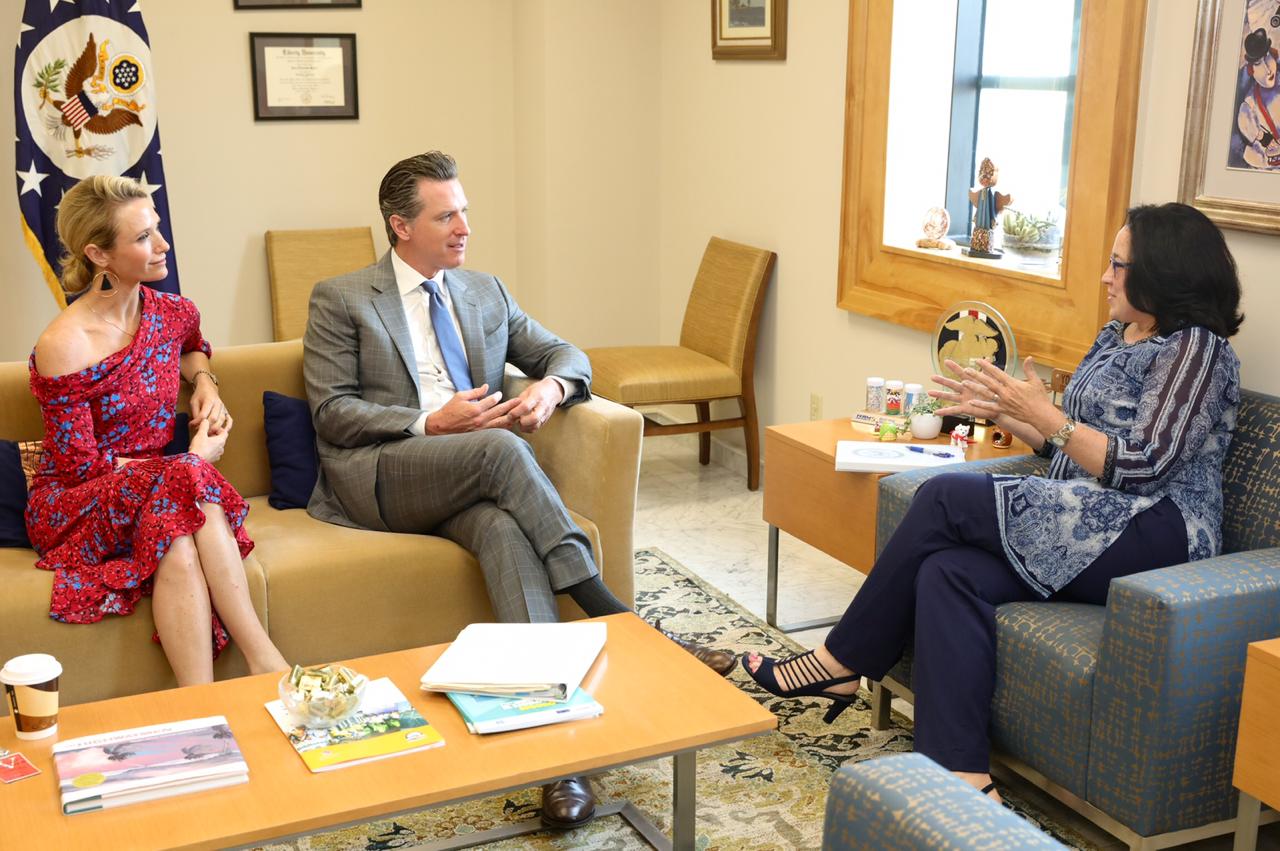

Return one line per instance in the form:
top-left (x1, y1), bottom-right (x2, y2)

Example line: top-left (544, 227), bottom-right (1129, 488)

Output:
top-left (189, 369), bottom-right (218, 387)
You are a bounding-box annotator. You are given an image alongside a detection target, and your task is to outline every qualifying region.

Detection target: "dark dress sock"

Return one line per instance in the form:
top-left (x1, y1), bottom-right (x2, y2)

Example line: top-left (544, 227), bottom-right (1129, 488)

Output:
top-left (562, 575), bottom-right (631, 617)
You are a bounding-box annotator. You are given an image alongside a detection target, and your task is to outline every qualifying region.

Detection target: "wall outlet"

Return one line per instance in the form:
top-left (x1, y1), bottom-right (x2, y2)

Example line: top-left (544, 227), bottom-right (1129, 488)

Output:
top-left (809, 393), bottom-right (823, 421)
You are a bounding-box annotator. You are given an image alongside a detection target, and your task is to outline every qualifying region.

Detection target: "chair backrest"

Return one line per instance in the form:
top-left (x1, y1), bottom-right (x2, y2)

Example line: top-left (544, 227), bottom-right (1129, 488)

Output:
top-left (1221, 388), bottom-right (1280, 554)
top-left (678, 237), bottom-right (776, 377)
top-left (265, 227), bottom-right (376, 341)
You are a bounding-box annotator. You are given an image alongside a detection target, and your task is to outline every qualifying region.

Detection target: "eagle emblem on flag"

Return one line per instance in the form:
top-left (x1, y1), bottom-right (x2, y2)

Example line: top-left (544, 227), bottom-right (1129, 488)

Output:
top-left (35, 33), bottom-right (147, 159)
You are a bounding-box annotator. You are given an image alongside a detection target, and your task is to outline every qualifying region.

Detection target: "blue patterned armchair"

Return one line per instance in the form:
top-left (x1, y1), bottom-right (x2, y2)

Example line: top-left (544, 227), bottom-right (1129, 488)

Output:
top-left (869, 389), bottom-right (1280, 849)
top-left (822, 753), bottom-right (1066, 849)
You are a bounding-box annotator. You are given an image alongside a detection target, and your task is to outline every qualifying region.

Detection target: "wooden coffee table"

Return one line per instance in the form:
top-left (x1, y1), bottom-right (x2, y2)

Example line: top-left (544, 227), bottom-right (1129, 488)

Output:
top-left (0, 613), bottom-right (775, 850)
top-left (1233, 637), bottom-right (1280, 851)
top-left (763, 419), bottom-right (1028, 631)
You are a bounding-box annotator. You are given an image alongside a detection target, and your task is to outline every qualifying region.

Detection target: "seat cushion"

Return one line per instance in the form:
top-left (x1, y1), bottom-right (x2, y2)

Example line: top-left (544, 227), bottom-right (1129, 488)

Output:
top-left (587, 345), bottom-right (741, 405)
top-left (991, 602), bottom-right (1105, 798)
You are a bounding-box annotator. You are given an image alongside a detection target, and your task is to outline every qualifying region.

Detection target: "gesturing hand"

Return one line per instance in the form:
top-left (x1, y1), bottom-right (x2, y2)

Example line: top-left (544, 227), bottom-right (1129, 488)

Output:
top-left (933, 356), bottom-right (1054, 428)
top-left (507, 378), bottom-right (565, 434)
top-left (425, 384), bottom-right (522, 434)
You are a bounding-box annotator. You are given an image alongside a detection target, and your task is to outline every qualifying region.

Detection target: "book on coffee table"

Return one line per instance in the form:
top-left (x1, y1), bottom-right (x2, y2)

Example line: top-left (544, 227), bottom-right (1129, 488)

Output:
top-left (420, 622), bottom-right (607, 700)
top-left (834, 440), bottom-right (966, 473)
top-left (52, 715), bottom-right (248, 815)
top-left (446, 687), bottom-right (604, 735)
top-left (265, 677), bottom-right (444, 772)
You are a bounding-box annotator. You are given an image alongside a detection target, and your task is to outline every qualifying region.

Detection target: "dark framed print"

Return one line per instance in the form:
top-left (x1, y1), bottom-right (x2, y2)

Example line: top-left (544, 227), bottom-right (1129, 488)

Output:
top-left (711, 0), bottom-right (787, 61)
top-left (235, 1), bottom-right (361, 8)
top-left (250, 32), bottom-right (358, 121)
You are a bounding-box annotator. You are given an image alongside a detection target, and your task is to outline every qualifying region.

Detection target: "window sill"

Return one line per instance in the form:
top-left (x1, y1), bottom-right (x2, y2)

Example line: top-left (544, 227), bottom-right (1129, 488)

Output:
top-left (880, 239), bottom-right (1064, 288)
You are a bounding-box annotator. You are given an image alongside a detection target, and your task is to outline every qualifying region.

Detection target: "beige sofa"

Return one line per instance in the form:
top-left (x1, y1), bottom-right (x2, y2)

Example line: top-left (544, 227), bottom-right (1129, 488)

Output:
top-left (0, 339), bottom-right (643, 707)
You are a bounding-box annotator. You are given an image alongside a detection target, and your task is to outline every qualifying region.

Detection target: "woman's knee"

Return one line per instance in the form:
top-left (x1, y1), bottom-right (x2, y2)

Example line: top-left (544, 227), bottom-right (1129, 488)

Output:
top-left (158, 535), bottom-right (202, 578)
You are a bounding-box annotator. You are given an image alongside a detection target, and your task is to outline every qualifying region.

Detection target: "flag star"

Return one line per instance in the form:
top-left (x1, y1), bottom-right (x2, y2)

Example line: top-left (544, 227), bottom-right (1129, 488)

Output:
top-left (135, 171), bottom-right (162, 198)
top-left (49, 0), bottom-right (75, 12)
top-left (17, 22), bottom-right (34, 47)
top-left (54, 188), bottom-right (67, 213)
top-left (16, 160), bottom-right (49, 196)
top-left (129, 2), bottom-right (142, 13)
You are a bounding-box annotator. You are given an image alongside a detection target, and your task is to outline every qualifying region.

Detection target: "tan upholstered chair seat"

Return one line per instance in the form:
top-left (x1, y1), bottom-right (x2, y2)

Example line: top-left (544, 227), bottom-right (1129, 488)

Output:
top-left (589, 346), bottom-right (742, 406)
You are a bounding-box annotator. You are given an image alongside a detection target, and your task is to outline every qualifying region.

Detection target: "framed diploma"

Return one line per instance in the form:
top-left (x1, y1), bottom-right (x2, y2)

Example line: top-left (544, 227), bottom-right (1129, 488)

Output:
top-left (250, 32), bottom-right (358, 121)
top-left (236, 1), bottom-right (361, 8)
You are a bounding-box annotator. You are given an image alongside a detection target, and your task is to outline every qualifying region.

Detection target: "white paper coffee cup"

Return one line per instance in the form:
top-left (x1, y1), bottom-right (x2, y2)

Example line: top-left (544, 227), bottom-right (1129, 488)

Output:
top-left (0, 653), bottom-right (62, 740)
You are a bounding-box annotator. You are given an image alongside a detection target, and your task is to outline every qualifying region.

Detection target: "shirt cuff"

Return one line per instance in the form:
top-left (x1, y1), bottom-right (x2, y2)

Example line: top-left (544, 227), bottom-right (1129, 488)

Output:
top-left (1101, 433), bottom-right (1118, 485)
top-left (550, 376), bottom-right (576, 406)
top-left (410, 412), bottom-right (430, 436)
top-left (1034, 440), bottom-right (1057, 460)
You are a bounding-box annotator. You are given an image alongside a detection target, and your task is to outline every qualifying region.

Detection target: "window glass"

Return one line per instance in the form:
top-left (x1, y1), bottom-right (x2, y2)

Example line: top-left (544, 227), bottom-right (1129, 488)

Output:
top-left (974, 89), bottom-right (1069, 212)
top-left (981, 0), bottom-right (1076, 78)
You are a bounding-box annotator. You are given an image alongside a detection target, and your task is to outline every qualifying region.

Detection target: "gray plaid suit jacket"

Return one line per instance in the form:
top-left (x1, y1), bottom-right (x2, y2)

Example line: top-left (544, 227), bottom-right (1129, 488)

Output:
top-left (302, 251), bottom-right (591, 531)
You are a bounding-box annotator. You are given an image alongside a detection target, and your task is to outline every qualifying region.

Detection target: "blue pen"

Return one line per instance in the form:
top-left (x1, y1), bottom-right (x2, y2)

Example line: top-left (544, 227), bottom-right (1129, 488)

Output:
top-left (908, 446), bottom-right (955, 458)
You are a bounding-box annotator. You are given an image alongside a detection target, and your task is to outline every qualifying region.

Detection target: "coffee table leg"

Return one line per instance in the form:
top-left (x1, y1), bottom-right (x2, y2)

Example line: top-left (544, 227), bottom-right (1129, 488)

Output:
top-left (767, 525), bottom-right (780, 628)
top-left (1234, 792), bottom-right (1261, 851)
top-left (672, 750), bottom-right (696, 850)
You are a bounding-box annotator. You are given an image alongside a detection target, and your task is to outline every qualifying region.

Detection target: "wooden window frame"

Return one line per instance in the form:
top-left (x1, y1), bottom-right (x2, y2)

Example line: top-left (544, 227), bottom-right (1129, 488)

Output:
top-left (836, 0), bottom-right (1147, 371)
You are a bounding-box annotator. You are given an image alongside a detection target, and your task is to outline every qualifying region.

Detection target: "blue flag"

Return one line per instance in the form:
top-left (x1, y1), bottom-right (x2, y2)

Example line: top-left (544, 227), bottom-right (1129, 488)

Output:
top-left (15, 0), bottom-right (179, 306)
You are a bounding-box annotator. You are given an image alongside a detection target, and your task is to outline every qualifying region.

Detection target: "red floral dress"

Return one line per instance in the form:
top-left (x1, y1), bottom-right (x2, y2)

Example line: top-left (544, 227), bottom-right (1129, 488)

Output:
top-left (26, 288), bottom-right (253, 658)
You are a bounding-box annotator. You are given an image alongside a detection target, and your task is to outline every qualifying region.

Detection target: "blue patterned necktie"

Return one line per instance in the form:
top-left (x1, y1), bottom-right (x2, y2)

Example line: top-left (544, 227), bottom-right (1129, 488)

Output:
top-left (421, 279), bottom-right (473, 391)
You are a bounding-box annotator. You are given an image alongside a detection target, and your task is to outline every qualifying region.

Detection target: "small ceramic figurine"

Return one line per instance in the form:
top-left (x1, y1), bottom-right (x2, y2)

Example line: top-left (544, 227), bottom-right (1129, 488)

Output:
top-left (878, 421), bottom-right (901, 441)
top-left (915, 206), bottom-right (956, 250)
top-left (965, 158), bottom-right (1012, 259)
top-left (950, 424), bottom-right (972, 447)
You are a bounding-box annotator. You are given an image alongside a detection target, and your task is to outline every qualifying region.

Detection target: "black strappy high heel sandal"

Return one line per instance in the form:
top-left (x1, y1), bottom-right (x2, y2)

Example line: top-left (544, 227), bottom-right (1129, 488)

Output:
top-left (743, 649), bottom-right (861, 723)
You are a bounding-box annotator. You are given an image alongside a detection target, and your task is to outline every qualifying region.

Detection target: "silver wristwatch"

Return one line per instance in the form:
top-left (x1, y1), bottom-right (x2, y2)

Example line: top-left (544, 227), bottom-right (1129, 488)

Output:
top-left (1047, 417), bottom-right (1076, 448)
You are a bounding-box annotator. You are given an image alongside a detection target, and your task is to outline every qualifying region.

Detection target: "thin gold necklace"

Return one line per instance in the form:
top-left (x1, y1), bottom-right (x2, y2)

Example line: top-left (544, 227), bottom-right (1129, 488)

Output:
top-left (89, 304), bottom-right (136, 338)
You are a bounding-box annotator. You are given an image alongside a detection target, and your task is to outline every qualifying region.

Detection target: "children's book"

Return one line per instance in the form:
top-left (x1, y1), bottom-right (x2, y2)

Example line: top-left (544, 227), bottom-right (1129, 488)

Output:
top-left (446, 687), bottom-right (603, 735)
top-left (265, 677), bottom-right (444, 772)
top-left (52, 715), bottom-right (248, 815)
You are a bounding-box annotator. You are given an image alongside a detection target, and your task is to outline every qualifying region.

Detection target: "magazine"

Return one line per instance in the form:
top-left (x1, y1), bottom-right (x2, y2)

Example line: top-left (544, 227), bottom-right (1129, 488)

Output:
top-left (265, 677), bottom-right (444, 772)
top-left (446, 687), bottom-right (603, 734)
top-left (52, 715), bottom-right (247, 815)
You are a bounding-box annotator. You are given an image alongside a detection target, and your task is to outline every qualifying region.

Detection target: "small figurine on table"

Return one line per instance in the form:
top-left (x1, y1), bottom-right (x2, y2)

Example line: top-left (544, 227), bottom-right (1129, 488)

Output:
top-left (877, 421), bottom-right (901, 441)
top-left (950, 423), bottom-right (972, 448)
top-left (964, 157), bottom-right (1012, 259)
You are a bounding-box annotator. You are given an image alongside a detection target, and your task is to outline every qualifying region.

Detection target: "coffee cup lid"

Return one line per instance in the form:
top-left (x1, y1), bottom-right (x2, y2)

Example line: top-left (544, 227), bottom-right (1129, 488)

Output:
top-left (0, 653), bottom-right (62, 686)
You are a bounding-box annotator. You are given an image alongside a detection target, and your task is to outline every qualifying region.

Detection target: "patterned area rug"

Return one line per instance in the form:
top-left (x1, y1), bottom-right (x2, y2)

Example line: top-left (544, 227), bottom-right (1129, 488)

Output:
top-left (254, 548), bottom-right (1089, 850)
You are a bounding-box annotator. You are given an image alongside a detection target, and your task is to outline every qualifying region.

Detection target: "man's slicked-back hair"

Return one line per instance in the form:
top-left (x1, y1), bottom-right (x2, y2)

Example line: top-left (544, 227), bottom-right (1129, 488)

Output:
top-left (378, 151), bottom-right (458, 245)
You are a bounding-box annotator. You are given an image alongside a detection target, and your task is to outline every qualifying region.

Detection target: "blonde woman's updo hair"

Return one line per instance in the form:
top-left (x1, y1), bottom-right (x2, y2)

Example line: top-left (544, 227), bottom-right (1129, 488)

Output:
top-left (55, 175), bottom-right (150, 297)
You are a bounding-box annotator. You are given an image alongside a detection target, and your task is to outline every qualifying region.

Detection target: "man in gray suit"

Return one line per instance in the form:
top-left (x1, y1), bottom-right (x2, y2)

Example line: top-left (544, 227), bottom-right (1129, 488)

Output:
top-left (303, 151), bottom-right (733, 828)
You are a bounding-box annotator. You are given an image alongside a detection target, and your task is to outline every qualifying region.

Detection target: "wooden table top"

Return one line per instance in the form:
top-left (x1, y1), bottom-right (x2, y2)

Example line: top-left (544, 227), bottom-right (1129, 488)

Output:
top-left (766, 418), bottom-right (1029, 464)
top-left (0, 613), bottom-right (776, 850)
top-left (1235, 637), bottom-right (1280, 807)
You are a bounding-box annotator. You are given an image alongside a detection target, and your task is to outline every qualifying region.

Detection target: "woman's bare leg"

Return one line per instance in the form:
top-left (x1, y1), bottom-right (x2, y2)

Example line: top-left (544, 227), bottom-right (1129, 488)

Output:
top-left (152, 534), bottom-right (215, 686)
top-left (193, 504), bottom-right (288, 674)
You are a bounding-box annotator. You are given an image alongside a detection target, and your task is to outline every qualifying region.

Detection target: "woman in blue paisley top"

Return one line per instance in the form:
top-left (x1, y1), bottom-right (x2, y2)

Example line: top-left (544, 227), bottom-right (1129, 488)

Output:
top-left (743, 203), bottom-right (1243, 801)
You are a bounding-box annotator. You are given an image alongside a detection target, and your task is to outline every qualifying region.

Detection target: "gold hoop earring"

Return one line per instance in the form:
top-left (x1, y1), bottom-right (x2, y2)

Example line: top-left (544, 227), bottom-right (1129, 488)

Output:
top-left (91, 269), bottom-right (120, 298)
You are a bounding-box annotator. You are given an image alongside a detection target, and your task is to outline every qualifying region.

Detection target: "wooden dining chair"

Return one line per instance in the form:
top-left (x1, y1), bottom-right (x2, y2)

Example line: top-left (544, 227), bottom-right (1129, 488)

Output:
top-left (265, 227), bottom-right (376, 341)
top-left (586, 236), bottom-right (776, 490)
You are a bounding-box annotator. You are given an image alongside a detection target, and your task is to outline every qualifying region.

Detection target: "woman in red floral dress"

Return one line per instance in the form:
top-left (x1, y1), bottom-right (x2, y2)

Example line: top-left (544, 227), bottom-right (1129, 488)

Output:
top-left (27, 175), bottom-right (287, 686)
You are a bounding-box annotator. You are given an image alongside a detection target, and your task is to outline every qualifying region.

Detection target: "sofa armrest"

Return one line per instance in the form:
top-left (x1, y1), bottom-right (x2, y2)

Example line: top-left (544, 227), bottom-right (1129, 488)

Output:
top-left (875, 455), bottom-right (1049, 558)
top-left (505, 375), bottom-right (644, 606)
top-left (1087, 548), bottom-right (1280, 835)
top-left (823, 754), bottom-right (1065, 849)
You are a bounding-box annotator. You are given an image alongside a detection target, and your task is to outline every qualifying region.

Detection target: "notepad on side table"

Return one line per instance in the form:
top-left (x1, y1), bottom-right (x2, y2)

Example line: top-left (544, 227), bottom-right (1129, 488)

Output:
top-left (420, 622), bottom-right (607, 700)
top-left (834, 441), bottom-right (966, 474)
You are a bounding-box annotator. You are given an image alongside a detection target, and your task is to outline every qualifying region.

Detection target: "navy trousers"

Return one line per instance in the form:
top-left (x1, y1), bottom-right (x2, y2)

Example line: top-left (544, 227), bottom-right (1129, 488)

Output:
top-left (825, 473), bottom-right (1189, 772)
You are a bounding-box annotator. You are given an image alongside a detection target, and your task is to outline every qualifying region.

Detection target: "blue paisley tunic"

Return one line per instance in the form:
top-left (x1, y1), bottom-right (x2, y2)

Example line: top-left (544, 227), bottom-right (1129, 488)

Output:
top-left (26, 288), bottom-right (253, 658)
top-left (992, 321), bottom-right (1240, 596)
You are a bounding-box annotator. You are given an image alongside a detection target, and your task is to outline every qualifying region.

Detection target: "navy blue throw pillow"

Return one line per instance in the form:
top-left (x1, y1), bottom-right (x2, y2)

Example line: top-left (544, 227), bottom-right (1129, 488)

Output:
top-left (0, 440), bottom-right (31, 548)
top-left (263, 391), bottom-right (319, 510)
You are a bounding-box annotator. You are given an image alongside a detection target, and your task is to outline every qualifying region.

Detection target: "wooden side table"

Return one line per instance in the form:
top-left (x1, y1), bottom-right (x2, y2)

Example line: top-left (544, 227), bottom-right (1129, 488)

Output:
top-left (1233, 637), bottom-right (1280, 851)
top-left (762, 419), bottom-right (1026, 632)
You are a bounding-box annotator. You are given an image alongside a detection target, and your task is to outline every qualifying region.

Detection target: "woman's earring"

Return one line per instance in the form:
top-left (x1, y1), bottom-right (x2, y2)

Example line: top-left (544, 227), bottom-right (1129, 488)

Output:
top-left (92, 268), bottom-right (119, 297)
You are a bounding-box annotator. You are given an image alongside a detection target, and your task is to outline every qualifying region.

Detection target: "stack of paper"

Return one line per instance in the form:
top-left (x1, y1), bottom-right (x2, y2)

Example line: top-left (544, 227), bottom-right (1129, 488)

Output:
top-left (420, 622), bottom-right (607, 701)
top-left (446, 688), bottom-right (603, 735)
top-left (53, 716), bottom-right (247, 815)
top-left (834, 441), bottom-right (966, 474)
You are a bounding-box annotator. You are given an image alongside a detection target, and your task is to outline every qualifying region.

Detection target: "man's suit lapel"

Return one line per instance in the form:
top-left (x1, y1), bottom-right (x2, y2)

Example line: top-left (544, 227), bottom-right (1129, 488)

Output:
top-left (370, 253), bottom-right (421, 399)
top-left (444, 270), bottom-right (490, 389)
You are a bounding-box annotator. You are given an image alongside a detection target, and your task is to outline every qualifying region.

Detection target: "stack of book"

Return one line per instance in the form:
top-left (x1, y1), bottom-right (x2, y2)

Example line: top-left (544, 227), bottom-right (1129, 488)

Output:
top-left (421, 622), bottom-right (607, 735)
top-left (264, 677), bottom-right (444, 772)
top-left (52, 716), bottom-right (247, 815)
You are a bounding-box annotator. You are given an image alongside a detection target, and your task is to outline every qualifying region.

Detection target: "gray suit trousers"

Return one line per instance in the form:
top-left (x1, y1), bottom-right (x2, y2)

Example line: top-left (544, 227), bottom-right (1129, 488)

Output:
top-left (374, 429), bottom-right (596, 623)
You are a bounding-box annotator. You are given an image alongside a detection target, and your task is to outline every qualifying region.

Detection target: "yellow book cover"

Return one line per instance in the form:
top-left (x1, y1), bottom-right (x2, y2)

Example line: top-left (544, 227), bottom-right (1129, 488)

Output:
top-left (265, 677), bottom-right (444, 773)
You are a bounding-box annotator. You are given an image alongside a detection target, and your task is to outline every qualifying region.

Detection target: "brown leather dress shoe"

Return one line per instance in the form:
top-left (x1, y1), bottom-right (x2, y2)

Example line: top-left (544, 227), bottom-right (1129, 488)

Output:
top-left (541, 776), bottom-right (596, 829)
top-left (660, 629), bottom-right (737, 677)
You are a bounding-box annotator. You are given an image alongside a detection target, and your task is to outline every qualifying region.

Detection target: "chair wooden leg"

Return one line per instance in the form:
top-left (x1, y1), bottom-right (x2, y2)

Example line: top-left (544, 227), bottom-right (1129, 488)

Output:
top-left (695, 402), bottom-right (711, 466)
top-left (741, 389), bottom-right (760, 491)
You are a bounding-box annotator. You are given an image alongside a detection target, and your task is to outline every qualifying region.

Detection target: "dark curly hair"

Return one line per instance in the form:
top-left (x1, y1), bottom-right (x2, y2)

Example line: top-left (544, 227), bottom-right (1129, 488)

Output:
top-left (1123, 203), bottom-right (1243, 338)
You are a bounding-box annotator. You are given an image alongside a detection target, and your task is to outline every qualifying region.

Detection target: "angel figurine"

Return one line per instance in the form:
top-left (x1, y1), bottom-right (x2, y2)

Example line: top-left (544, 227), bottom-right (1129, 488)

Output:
top-left (965, 157), bottom-right (1012, 258)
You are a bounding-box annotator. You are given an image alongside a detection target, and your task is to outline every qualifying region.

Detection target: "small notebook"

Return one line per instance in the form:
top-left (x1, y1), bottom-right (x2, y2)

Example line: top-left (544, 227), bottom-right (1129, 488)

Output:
top-left (420, 622), bottom-right (607, 700)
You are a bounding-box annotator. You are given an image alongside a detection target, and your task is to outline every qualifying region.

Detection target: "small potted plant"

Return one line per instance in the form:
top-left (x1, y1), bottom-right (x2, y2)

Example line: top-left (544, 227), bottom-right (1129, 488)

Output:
top-left (907, 397), bottom-right (944, 439)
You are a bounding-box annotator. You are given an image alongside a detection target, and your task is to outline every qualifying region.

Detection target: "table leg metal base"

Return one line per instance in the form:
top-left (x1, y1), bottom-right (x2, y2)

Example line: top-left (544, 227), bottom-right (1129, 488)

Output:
top-left (766, 525), bottom-right (843, 634)
top-left (417, 799), bottom-right (675, 851)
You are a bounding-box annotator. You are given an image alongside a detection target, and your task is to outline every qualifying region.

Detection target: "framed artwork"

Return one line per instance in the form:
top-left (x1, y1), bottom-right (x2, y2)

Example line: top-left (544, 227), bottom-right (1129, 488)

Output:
top-left (235, 0), bottom-right (361, 8)
top-left (1179, 0), bottom-right (1280, 234)
top-left (711, 0), bottom-right (787, 60)
top-left (250, 32), bottom-right (358, 121)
